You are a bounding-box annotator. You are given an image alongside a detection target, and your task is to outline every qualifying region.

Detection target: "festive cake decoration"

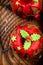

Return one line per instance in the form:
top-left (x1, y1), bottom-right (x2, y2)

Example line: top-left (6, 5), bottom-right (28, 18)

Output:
top-left (16, 1), bottom-right (19, 6)
top-left (11, 0), bottom-right (42, 19)
top-left (17, 46), bottom-right (21, 50)
top-left (24, 41), bottom-right (31, 50)
top-left (10, 24), bottom-right (43, 57)
top-left (11, 36), bottom-right (16, 42)
top-left (20, 30), bottom-right (29, 39)
top-left (31, 34), bottom-right (41, 41)
top-left (26, 36), bottom-right (31, 42)
top-left (33, 0), bottom-right (38, 2)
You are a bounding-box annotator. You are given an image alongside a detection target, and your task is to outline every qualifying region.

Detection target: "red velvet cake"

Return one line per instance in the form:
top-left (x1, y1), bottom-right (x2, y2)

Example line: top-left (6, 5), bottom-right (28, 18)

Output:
top-left (10, 24), bottom-right (43, 58)
top-left (11, 0), bottom-right (42, 19)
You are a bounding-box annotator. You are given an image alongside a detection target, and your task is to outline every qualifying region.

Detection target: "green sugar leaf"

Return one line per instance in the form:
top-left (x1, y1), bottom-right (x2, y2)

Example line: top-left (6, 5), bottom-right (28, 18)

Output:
top-left (24, 41), bottom-right (31, 50)
top-left (11, 36), bottom-right (16, 42)
top-left (20, 30), bottom-right (29, 39)
top-left (31, 34), bottom-right (41, 41)
top-left (33, 0), bottom-right (38, 2)
top-left (17, 47), bottom-right (21, 50)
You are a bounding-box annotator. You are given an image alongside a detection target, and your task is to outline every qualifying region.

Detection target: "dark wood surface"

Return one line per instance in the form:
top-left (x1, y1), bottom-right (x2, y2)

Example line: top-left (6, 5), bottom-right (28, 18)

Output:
top-left (0, 5), bottom-right (34, 65)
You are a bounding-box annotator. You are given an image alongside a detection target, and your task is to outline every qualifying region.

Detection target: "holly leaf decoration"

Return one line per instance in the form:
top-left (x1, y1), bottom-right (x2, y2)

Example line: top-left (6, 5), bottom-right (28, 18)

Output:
top-left (20, 30), bottom-right (29, 39)
top-left (24, 41), bottom-right (31, 50)
top-left (11, 36), bottom-right (16, 42)
top-left (33, 0), bottom-right (38, 2)
top-left (31, 34), bottom-right (41, 41)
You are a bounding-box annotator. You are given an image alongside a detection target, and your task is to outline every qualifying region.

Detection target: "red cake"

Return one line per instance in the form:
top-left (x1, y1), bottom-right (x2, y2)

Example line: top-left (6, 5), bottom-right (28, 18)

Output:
top-left (11, 0), bottom-right (42, 19)
top-left (10, 24), bottom-right (43, 58)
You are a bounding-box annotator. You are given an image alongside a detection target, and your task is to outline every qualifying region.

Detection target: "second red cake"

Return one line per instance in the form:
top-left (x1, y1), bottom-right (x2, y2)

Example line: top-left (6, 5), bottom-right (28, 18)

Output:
top-left (11, 0), bottom-right (42, 19)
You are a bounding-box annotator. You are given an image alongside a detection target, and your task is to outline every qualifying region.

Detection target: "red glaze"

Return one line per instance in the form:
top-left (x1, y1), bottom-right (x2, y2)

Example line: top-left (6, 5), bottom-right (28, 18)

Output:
top-left (27, 48), bottom-right (34, 57)
top-left (25, 27), bottom-right (40, 34)
top-left (30, 40), bottom-right (41, 50)
top-left (12, 0), bottom-right (42, 19)
top-left (22, 25), bottom-right (40, 34)
top-left (10, 24), bottom-right (43, 57)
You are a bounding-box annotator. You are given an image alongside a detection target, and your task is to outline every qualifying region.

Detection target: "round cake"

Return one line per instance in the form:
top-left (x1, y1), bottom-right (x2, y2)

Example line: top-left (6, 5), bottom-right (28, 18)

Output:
top-left (11, 0), bottom-right (42, 19)
top-left (10, 24), bottom-right (43, 58)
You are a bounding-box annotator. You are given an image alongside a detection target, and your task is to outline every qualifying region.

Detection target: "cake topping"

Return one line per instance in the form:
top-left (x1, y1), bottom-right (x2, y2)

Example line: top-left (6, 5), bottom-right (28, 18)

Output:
top-left (20, 30), bottom-right (29, 39)
top-left (33, 0), bottom-right (38, 2)
top-left (11, 36), bottom-right (16, 42)
top-left (11, 0), bottom-right (42, 19)
top-left (16, 1), bottom-right (19, 6)
top-left (24, 41), bottom-right (31, 50)
top-left (31, 34), bottom-right (41, 41)
top-left (17, 46), bottom-right (21, 50)
top-left (26, 36), bottom-right (31, 42)
top-left (10, 24), bottom-right (43, 57)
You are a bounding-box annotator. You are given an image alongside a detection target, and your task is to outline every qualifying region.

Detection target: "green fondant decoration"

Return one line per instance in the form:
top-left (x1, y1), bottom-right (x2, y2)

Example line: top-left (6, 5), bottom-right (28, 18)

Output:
top-left (17, 47), bottom-right (21, 50)
top-left (16, 1), bottom-right (19, 6)
top-left (11, 36), bottom-right (16, 42)
top-left (20, 30), bottom-right (29, 39)
top-left (33, 0), bottom-right (38, 2)
top-left (31, 34), bottom-right (41, 41)
top-left (24, 41), bottom-right (31, 50)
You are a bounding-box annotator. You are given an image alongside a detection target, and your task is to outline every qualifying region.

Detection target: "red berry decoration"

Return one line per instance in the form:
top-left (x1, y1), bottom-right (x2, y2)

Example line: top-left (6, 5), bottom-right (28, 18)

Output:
top-left (10, 24), bottom-right (43, 57)
top-left (11, 0), bottom-right (42, 19)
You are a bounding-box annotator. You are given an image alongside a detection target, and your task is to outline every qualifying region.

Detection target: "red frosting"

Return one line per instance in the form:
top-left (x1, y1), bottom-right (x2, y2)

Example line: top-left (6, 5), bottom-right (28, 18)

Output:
top-left (12, 0), bottom-right (42, 19)
top-left (10, 24), bottom-right (43, 57)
